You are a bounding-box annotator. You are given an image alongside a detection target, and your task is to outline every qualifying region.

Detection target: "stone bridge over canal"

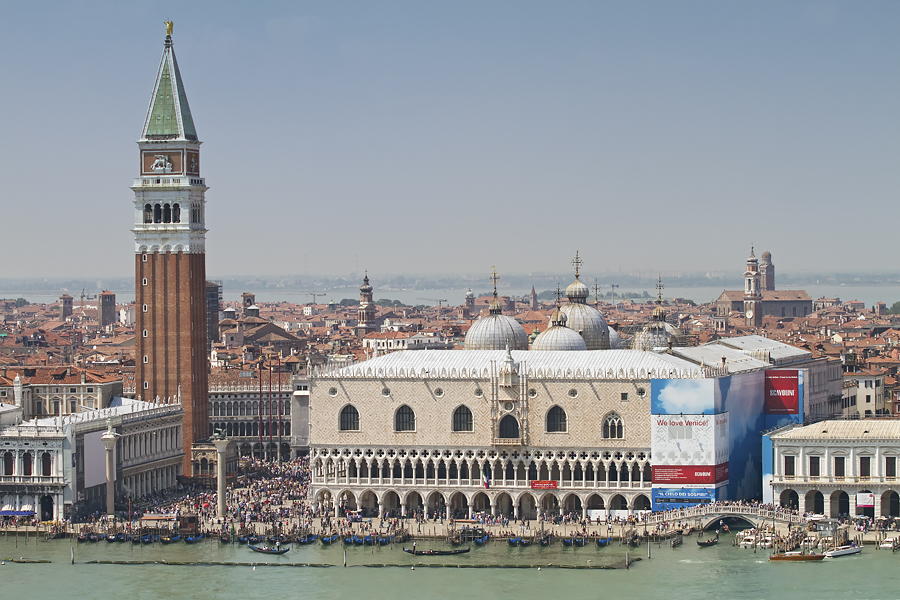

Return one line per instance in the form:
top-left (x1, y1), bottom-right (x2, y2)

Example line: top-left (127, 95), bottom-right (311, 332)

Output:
top-left (641, 505), bottom-right (805, 531)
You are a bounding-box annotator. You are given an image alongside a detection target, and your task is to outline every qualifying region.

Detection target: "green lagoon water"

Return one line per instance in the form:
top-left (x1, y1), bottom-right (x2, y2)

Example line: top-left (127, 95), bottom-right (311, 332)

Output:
top-left (0, 533), bottom-right (895, 599)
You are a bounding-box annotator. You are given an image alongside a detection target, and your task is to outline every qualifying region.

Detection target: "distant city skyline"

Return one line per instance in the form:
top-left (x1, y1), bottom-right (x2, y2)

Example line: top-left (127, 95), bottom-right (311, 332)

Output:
top-left (2, 1), bottom-right (898, 278)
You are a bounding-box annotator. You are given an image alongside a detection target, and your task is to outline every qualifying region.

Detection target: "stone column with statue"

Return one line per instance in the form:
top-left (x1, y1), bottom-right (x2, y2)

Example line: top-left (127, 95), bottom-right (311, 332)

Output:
top-left (211, 428), bottom-right (230, 519)
top-left (101, 418), bottom-right (120, 516)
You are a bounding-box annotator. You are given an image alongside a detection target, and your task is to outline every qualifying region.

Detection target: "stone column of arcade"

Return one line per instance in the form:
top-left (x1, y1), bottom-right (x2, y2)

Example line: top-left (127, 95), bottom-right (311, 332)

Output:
top-left (101, 418), bottom-right (119, 516)
top-left (212, 436), bottom-right (230, 519)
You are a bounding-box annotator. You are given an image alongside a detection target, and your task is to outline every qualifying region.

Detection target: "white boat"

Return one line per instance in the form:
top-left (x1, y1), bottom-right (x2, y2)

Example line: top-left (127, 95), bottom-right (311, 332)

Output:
top-left (739, 534), bottom-right (756, 548)
top-left (803, 535), bottom-right (819, 549)
top-left (759, 536), bottom-right (774, 549)
top-left (879, 538), bottom-right (898, 550)
top-left (824, 544), bottom-right (862, 558)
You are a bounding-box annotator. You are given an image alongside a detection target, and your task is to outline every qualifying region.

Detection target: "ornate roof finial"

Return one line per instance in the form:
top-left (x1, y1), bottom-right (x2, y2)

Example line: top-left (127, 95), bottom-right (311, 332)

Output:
top-left (490, 267), bottom-right (501, 297)
top-left (656, 276), bottom-right (665, 305)
top-left (593, 279), bottom-right (602, 308)
top-left (572, 251), bottom-right (583, 279)
top-left (555, 283), bottom-right (563, 307)
top-left (488, 267), bottom-right (503, 315)
top-left (165, 20), bottom-right (174, 36)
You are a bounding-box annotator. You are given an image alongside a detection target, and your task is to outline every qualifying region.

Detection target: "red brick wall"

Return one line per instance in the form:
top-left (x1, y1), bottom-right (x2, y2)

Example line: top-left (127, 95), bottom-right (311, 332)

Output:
top-left (136, 251), bottom-right (209, 473)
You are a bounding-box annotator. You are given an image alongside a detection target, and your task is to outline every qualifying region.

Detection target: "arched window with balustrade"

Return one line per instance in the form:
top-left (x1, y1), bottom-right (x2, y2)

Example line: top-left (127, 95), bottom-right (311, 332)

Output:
top-left (602, 413), bottom-right (624, 439)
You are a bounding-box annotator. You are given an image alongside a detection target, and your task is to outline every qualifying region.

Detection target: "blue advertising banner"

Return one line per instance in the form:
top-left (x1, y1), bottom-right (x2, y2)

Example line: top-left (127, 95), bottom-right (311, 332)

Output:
top-left (652, 487), bottom-right (717, 511)
top-left (651, 379), bottom-right (715, 415)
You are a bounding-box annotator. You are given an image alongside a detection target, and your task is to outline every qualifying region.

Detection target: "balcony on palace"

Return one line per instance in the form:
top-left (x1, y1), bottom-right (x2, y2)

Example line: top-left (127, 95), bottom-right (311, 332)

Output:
top-left (312, 474), bottom-right (651, 490)
top-left (0, 475), bottom-right (65, 485)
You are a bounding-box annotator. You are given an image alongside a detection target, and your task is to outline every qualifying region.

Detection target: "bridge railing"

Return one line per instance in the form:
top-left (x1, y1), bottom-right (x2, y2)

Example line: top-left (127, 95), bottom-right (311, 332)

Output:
top-left (642, 505), bottom-right (804, 526)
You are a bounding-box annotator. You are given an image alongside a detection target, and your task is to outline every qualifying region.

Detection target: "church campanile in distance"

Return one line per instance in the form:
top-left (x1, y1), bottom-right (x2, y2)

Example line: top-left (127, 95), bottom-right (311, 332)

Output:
top-left (132, 22), bottom-right (209, 474)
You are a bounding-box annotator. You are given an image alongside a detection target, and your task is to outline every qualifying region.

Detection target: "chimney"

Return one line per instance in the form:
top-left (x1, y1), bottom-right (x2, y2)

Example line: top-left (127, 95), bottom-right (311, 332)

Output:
top-left (81, 371), bottom-right (86, 384)
top-left (66, 366), bottom-right (71, 377)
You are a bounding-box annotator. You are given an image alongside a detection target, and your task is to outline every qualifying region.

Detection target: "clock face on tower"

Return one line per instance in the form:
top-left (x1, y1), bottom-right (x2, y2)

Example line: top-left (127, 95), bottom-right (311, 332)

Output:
top-left (746, 310), bottom-right (754, 320)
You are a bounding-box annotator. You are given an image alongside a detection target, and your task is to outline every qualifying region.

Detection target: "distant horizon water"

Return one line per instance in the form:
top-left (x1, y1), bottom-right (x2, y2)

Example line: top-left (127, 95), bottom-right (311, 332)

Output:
top-left (5, 284), bottom-right (900, 313)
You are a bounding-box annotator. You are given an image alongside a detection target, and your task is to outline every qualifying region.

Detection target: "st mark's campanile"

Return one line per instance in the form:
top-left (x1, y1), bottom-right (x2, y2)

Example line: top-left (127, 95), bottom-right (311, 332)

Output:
top-left (132, 23), bottom-right (209, 474)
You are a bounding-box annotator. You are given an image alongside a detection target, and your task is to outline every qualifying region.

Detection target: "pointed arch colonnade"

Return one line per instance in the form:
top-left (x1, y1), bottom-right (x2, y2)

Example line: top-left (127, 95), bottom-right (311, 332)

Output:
top-left (311, 445), bottom-right (652, 521)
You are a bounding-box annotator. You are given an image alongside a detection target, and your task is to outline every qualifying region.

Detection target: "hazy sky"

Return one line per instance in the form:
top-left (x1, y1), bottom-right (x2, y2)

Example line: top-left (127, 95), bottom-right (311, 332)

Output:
top-left (2, 1), bottom-right (898, 279)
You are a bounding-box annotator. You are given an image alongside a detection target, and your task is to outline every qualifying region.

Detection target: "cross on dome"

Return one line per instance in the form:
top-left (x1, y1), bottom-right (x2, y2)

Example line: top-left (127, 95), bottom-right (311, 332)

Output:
top-left (571, 251), bottom-right (583, 278)
top-left (489, 266), bottom-right (501, 292)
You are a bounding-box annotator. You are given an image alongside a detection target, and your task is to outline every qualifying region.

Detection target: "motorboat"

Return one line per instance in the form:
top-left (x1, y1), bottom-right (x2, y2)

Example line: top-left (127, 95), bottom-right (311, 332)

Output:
top-left (824, 544), bottom-right (862, 558)
top-left (769, 551), bottom-right (826, 562)
top-left (738, 534), bottom-right (757, 548)
top-left (879, 537), bottom-right (899, 550)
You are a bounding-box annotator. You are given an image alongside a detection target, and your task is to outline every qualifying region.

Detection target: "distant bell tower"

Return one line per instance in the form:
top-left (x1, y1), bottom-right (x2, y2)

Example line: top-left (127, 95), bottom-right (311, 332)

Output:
top-left (132, 23), bottom-right (209, 475)
top-left (743, 247), bottom-right (762, 327)
top-left (759, 250), bottom-right (775, 291)
top-left (357, 273), bottom-right (377, 338)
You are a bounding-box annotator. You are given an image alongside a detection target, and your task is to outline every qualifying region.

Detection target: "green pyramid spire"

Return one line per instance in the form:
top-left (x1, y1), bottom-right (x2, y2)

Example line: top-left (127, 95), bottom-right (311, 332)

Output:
top-left (142, 35), bottom-right (197, 141)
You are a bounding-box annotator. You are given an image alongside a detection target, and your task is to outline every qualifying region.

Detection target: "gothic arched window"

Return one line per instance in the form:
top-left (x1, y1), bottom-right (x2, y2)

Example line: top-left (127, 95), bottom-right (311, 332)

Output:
top-left (172, 203), bottom-right (180, 223)
top-left (452, 405), bottom-right (473, 432)
top-left (603, 413), bottom-right (624, 439)
top-left (395, 405), bottom-right (416, 432)
top-left (546, 406), bottom-right (567, 432)
top-left (153, 204), bottom-right (162, 223)
top-left (163, 204), bottom-right (171, 223)
top-left (499, 415), bottom-right (519, 438)
top-left (144, 204), bottom-right (153, 223)
top-left (339, 405), bottom-right (359, 431)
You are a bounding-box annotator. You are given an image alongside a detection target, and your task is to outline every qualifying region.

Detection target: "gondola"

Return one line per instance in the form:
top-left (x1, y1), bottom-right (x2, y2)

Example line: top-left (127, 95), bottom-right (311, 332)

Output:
top-left (539, 535), bottom-right (552, 547)
top-left (507, 536), bottom-right (521, 546)
top-left (249, 535), bottom-right (264, 545)
top-left (596, 535), bottom-right (612, 547)
top-left (354, 535), bottom-right (365, 546)
top-left (697, 535), bottom-right (719, 547)
top-left (573, 535), bottom-right (587, 547)
top-left (77, 533), bottom-right (87, 543)
top-left (562, 537), bottom-right (574, 547)
top-left (320, 534), bottom-right (339, 545)
top-left (141, 534), bottom-right (155, 544)
top-left (106, 533), bottom-right (118, 543)
top-left (363, 534), bottom-right (377, 546)
top-left (220, 534), bottom-right (232, 544)
top-left (132, 534), bottom-right (143, 544)
top-left (88, 533), bottom-right (100, 543)
top-left (474, 534), bottom-right (490, 546)
top-left (518, 538), bottom-right (533, 547)
top-left (403, 547), bottom-right (470, 556)
top-left (237, 536), bottom-right (249, 545)
top-left (184, 533), bottom-right (204, 544)
top-left (249, 543), bottom-right (289, 555)
top-left (116, 533), bottom-right (128, 542)
top-left (378, 535), bottom-right (393, 546)
top-left (343, 535), bottom-right (355, 545)
top-left (160, 534), bottom-right (182, 544)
